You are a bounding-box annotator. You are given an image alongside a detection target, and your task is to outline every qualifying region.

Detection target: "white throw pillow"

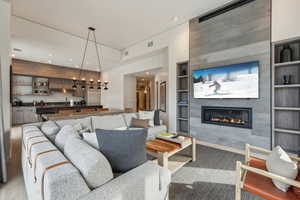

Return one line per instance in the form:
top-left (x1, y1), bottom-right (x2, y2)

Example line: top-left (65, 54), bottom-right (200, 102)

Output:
top-left (64, 137), bottom-right (113, 189)
top-left (266, 146), bottom-right (298, 192)
top-left (83, 132), bottom-right (99, 149)
top-left (55, 125), bottom-right (81, 151)
top-left (139, 111), bottom-right (154, 127)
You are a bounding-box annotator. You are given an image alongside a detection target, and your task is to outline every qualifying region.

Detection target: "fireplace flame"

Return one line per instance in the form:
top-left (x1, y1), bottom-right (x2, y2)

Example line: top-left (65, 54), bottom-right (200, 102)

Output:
top-left (211, 117), bottom-right (245, 125)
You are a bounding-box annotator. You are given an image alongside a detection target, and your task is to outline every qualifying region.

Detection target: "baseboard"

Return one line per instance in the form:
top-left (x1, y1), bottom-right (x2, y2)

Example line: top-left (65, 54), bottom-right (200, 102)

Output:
top-left (196, 140), bottom-right (245, 155)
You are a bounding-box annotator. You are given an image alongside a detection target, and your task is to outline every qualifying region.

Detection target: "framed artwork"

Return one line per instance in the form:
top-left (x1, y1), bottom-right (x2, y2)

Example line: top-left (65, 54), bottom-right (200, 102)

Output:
top-left (159, 81), bottom-right (166, 112)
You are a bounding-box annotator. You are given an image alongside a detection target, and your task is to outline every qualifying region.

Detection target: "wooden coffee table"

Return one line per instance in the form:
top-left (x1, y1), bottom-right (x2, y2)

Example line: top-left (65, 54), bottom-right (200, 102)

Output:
top-left (146, 136), bottom-right (196, 173)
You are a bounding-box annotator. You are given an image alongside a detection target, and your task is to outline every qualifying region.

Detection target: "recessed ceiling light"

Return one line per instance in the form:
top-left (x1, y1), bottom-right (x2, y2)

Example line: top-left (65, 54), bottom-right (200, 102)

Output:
top-left (11, 54), bottom-right (16, 58)
top-left (172, 16), bottom-right (179, 22)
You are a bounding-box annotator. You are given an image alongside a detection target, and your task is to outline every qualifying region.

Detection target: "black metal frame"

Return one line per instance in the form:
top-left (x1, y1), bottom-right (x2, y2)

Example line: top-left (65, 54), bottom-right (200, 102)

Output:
top-left (201, 106), bottom-right (253, 129)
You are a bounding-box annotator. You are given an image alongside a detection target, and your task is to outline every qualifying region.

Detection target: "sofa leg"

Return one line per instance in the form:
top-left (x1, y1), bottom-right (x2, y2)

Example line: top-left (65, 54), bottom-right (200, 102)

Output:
top-left (235, 161), bottom-right (242, 200)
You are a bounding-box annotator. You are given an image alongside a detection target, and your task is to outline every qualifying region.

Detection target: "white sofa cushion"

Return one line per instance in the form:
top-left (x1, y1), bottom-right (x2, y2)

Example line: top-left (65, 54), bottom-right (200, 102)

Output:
top-left (266, 146), bottom-right (298, 192)
top-left (92, 115), bottom-right (127, 130)
top-left (56, 117), bottom-right (93, 132)
top-left (139, 111), bottom-right (154, 127)
top-left (64, 138), bottom-right (113, 189)
top-left (83, 132), bottom-right (99, 149)
top-left (55, 125), bottom-right (81, 151)
top-left (41, 121), bottom-right (60, 142)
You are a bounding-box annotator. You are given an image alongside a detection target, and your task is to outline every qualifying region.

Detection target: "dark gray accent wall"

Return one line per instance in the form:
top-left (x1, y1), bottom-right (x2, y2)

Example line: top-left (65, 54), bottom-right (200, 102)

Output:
top-left (189, 0), bottom-right (271, 150)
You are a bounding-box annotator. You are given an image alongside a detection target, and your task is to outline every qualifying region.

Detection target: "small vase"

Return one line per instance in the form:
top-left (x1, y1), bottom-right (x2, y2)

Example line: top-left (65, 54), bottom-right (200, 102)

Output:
top-left (280, 45), bottom-right (293, 63)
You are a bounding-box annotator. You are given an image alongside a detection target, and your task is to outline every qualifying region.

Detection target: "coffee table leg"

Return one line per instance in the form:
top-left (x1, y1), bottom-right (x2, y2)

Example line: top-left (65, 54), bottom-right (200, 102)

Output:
top-left (158, 152), bottom-right (168, 169)
top-left (192, 138), bottom-right (196, 162)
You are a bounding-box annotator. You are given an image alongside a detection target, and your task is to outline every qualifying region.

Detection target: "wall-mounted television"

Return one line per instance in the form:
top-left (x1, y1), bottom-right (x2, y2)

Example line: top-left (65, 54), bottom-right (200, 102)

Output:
top-left (192, 61), bottom-right (259, 99)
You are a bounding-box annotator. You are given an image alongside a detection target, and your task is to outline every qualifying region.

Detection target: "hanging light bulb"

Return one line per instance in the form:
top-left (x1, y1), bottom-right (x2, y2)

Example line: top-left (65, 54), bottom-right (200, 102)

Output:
top-left (72, 79), bottom-right (77, 89)
top-left (89, 79), bottom-right (94, 89)
top-left (104, 81), bottom-right (109, 90)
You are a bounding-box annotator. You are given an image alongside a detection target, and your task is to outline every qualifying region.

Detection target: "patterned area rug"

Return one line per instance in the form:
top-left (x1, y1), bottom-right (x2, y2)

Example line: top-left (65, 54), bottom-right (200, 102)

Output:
top-left (169, 145), bottom-right (264, 200)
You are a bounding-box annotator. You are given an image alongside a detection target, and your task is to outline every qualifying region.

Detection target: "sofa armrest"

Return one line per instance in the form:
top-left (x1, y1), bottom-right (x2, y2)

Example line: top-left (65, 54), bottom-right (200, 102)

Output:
top-left (78, 162), bottom-right (171, 200)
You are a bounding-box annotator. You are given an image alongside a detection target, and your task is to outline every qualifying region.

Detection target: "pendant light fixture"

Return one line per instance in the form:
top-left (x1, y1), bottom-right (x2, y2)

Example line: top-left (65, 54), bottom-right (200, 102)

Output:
top-left (76, 27), bottom-right (108, 90)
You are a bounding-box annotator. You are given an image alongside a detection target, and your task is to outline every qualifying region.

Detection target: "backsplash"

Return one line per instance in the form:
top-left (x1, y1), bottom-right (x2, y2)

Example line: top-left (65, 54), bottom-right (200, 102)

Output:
top-left (15, 91), bottom-right (83, 103)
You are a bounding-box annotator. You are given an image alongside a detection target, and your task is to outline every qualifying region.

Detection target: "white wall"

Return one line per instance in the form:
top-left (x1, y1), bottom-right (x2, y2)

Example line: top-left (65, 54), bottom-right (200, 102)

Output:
top-left (0, 0), bottom-right (11, 138)
top-left (101, 51), bottom-right (168, 109)
top-left (123, 75), bottom-right (137, 111)
top-left (120, 23), bottom-right (189, 132)
top-left (272, 0), bottom-right (300, 42)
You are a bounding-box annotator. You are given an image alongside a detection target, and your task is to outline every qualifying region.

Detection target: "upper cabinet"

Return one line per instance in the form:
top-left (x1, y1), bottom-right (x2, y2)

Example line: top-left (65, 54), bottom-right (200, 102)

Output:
top-left (12, 59), bottom-right (101, 81)
top-left (272, 0), bottom-right (300, 42)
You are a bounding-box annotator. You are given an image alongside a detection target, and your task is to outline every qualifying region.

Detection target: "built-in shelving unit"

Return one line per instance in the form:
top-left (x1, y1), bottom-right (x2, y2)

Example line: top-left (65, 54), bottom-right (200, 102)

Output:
top-left (176, 61), bottom-right (190, 136)
top-left (272, 37), bottom-right (300, 154)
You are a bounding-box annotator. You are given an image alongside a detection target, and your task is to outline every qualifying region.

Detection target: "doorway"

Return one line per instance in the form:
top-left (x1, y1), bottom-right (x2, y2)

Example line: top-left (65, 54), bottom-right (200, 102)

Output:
top-left (136, 77), bottom-right (154, 111)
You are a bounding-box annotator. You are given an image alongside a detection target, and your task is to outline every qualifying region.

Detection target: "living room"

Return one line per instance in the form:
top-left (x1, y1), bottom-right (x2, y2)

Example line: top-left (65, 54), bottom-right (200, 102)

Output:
top-left (1, 0), bottom-right (300, 199)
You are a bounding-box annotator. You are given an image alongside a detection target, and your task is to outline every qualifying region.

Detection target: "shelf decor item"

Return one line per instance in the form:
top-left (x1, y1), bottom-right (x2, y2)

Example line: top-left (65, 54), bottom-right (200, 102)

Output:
top-left (280, 44), bottom-right (293, 63)
top-left (283, 75), bottom-right (292, 85)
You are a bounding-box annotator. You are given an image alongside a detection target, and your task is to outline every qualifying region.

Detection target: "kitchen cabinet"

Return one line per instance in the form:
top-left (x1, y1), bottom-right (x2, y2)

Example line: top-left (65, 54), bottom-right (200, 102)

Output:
top-left (73, 87), bottom-right (84, 97)
top-left (49, 79), bottom-right (73, 90)
top-left (12, 107), bottom-right (38, 125)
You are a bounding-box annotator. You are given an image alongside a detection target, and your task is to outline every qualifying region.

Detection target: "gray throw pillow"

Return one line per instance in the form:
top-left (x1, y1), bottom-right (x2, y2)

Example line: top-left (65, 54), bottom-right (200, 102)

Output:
top-left (55, 125), bottom-right (81, 151)
top-left (95, 128), bottom-right (148, 173)
top-left (64, 137), bottom-right (113, 189)
top-left (41, 120), bottom-right (60, 142)
top-left (154, 110), bottom-right (160, 126)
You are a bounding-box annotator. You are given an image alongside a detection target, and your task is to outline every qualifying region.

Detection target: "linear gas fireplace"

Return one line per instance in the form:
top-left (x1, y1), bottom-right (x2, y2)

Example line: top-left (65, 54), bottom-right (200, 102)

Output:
top-left (201, 106), bottom-right (252, 129)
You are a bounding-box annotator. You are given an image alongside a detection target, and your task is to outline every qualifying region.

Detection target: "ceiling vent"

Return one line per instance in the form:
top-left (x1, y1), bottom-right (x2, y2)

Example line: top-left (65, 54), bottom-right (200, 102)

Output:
top-left (124, 51), bottom-right (129, 56)
top-left (13, 48), bottom-right (22, 52)
top-left (147, 41), bottom-right (154, 48)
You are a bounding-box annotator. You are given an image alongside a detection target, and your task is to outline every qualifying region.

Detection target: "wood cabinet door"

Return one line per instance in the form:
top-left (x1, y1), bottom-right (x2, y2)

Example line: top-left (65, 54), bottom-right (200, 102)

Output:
top-left (13, 108), bottom-right (24, 124)
top-left (23, 107), bottom-right (37, 123)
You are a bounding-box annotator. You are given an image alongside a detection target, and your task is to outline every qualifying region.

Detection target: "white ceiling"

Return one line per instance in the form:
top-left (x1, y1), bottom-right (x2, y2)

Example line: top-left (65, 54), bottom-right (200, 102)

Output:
top-left (11, 0), bottom-right (232, 71)
top-left (11, 16), bottom-right (121, 71)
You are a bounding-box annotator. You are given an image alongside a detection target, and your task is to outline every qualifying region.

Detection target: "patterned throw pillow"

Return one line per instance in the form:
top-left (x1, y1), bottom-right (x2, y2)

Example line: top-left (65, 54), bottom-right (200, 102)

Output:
top-left (139, 111), bottom-right (155, 127)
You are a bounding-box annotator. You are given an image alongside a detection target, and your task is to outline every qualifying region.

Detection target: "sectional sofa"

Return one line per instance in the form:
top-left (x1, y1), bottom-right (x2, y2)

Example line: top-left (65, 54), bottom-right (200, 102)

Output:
top-left (21, 113), bottom-right (170, 200)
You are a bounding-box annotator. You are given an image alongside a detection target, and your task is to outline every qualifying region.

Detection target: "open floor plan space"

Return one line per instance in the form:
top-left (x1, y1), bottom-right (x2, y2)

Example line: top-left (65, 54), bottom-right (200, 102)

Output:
top-left (1, 0), bottom-right (300, 199)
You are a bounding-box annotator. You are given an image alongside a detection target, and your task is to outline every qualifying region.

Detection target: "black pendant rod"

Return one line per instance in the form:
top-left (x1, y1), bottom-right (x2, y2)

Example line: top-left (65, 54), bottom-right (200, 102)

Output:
top-left (79, 30), bottom-right (91, 80)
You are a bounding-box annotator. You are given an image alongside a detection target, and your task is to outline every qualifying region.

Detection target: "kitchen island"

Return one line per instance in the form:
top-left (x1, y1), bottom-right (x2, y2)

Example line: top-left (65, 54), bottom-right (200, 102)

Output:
top-left (40, 108), bottom-right (125, 121)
